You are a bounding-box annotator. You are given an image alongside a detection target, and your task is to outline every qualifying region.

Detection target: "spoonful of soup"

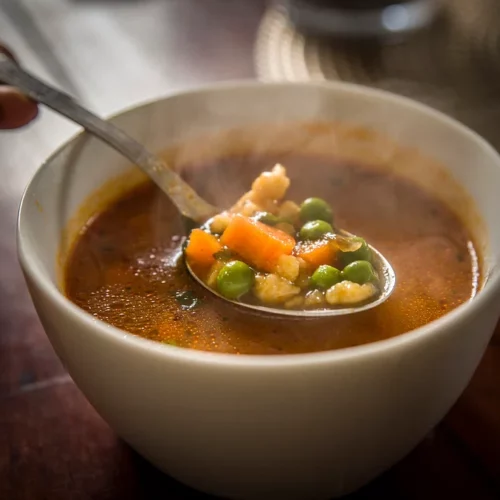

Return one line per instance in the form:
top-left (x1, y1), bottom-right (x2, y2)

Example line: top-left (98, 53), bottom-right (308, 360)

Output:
top-left (0, 53), bottom-right (395, 317)
top-left (185, 164), bottom-right (395, 316)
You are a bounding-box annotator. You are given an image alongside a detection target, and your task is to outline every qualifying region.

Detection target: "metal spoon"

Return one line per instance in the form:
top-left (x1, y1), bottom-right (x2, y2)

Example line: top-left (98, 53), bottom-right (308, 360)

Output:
top-left (1, 54), bottom-right (395, 317)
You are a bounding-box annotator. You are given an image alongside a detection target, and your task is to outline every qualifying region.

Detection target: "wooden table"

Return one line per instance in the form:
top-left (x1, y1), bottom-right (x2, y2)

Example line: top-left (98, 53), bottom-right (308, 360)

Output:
top-left (0, 1), bottom-right (499, 498)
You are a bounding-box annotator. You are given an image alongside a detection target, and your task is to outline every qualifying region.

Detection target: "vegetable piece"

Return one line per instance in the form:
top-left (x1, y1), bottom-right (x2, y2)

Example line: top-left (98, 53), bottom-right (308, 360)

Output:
top-left (305, 289), bottom-right (325, 307)
top-left (325, 282), bottom-right (376, 305)
top-left (185, 229), bottom-right (222, 268)
top-left (275, 222), bottom-right (296, 236)
top-left (213, 248), bottom-right (233, 261)
top-left (284, 295), bottom-right (304, 309)
top-left (216, 261), bottom-right (255, 299)
top-left (240, 200), bottom-right (261, 217)
top-left (295, 269), bottom-right (311, 288)
top-left (339, 236), bottom-right (372, 266)
top-left (311, 265), bottom-right (342, 290)
top-left (253, 274), bottom-right (301, 304)
top-left (251, 163), bottom-right (290, 202)
top-left (254, 211), bottom-right (281, 226)
top-left (299, 220), bottom-right (334, 241)
top-left (275, 254), bottom-right (300, 282)
top-left (300, 197), bottom-right (333, 223)
top-left (210, 213), bottom-right (232, 234)
top-left (342, 260), bottom-right (377, 284)
top-left (221, 215), bottom-right (296, 272)
top-left (278, 200), bottom-right (300, 223)
top-left (294, 240), bottom-right (337, 268)
top-left (206, 261), bottom-right (225, 288)
top-left (174, 291), bottom-right (201, 310)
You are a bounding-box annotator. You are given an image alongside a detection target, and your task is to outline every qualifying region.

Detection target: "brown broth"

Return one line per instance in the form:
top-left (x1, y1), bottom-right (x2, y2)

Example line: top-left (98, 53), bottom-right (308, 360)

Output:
top-left (64, 155), bottom-right (477, 355)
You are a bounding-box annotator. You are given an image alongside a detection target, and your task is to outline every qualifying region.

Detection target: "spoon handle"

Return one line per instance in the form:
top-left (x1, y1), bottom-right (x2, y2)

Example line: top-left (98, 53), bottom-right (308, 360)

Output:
top-left (0, 53), bottom-right (217, 223)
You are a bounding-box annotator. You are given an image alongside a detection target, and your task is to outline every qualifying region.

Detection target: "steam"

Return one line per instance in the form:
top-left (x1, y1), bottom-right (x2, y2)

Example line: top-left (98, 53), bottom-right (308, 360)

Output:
top-left (145, 120), bottom-right (481, 344)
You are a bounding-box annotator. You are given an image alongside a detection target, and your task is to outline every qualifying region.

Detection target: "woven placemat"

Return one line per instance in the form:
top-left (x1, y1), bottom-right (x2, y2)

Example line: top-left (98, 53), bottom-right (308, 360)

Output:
top-left (255, 0), bottom-right (500, 148)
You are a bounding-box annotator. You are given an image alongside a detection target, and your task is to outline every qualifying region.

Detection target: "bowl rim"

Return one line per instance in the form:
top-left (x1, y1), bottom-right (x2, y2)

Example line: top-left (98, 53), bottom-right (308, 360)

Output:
top-left (17, 79), bottom-right (500, 368)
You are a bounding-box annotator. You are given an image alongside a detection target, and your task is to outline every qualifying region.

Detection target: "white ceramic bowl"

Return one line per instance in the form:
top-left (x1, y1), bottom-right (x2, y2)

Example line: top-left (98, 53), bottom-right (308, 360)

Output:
top-left (18, 82), bottom-right (500, 500)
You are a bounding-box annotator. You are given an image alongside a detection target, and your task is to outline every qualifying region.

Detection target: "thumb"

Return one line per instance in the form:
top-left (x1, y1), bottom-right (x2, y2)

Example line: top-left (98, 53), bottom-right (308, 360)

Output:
top-left (0, 45), bottom-right (39, 129)
top-left (0, 87), bottom-right (39, 129)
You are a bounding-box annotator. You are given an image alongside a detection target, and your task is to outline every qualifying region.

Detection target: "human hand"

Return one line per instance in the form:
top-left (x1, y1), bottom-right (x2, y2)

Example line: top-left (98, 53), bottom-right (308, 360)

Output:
top-left (0, 45), bottom-right (38, 129)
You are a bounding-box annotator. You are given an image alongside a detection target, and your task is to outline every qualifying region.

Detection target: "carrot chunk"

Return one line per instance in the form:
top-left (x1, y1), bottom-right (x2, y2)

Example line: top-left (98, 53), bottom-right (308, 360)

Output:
top-left (294, 240), bottom-right (337, 268)
top-left (185, 229), bottom-right (222, 269)
top-left (221, 215), bottom-right (295, 272)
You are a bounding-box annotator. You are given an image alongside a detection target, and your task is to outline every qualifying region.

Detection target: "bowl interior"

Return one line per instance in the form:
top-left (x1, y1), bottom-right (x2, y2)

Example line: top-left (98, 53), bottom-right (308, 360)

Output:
top-left (18, 82), bottom-right (500, 317)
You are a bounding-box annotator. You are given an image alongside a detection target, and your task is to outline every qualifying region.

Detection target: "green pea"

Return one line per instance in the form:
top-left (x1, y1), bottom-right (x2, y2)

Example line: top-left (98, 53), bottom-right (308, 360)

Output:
top-left (339, 237), bottom-right (372, 266)
top-left (216, 261), bottom-right (254, 299)
top-left (254, 212), bottom-right (280, 226)
top-left (311, 265), bottom-right (342, 290)
top-left (341, 260), bottom-right (377, 284)
top-left (299, 220), bottom-right (333, 241)
top-left (300, 197), bottom-right (333, 223)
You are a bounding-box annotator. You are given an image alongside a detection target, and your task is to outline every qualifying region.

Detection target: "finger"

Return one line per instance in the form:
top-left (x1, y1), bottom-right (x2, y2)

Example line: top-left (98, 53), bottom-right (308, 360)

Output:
top-left (0, 45), bottom-right (39, 129)
top-left (0, 86), bottom-right (39, 129)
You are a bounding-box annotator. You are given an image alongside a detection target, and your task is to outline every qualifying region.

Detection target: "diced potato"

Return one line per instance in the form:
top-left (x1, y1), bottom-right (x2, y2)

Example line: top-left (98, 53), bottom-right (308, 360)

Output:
top-left (278, 200), bottom-right (300, 221)
top-left (295, 271), bottom-right (311, 288)
top-left (228, 164), bottom-right (290, 217)
top-left (325, 281), bottom-right (376, 305)
top-left (251, 164), bottom-right (290, 203)
top-left (305, 289), bottom-right (325, 307)
top-left (296, 257), bottom-right (309, 270)
top-left (284, 295), bottom-right (305, 309)
top-left (275, 222), bottom-right (295, 236)
top-left (253, 273), bottom-right (301, 304)
top-left (240, 200), bottom-right (260, 217)
top-left (210, 212), bottom-right (231, 234)
top-left (275, 254), bottom-right (300, 282)
top-left (206, 261), bottom-right (225, 288)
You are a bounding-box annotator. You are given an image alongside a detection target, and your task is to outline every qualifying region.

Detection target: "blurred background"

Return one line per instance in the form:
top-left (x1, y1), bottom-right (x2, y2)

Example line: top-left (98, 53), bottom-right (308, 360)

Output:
top-left (2, 0), bottom-right (500, 192)
top-left (2, 1), bottom-right (500, 499)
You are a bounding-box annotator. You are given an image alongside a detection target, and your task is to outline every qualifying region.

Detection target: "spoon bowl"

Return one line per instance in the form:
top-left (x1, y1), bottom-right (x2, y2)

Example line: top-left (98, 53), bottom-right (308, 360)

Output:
top-left (186, 230), bottom-right (396, 317)
top-left (0, 53), bottom-right (395, 317)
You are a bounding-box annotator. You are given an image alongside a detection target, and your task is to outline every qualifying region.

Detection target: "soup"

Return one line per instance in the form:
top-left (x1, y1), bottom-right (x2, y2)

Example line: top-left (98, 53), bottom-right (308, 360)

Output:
top-left (64, 153), bottom-right (478, 355)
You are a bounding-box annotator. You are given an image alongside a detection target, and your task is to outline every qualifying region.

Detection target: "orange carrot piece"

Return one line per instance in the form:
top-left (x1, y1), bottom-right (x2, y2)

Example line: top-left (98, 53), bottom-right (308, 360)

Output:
top-left (185, 229), bottom-right (222, 268)
top-left (221, 215), bottom-right (295, 272)
top-left (294, 240), bottom-right (337, 268)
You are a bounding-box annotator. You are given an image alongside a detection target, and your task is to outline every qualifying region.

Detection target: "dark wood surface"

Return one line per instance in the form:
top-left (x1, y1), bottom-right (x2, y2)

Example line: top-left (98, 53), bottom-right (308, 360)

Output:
top-left (1, 1), bottom-right (499, 498)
